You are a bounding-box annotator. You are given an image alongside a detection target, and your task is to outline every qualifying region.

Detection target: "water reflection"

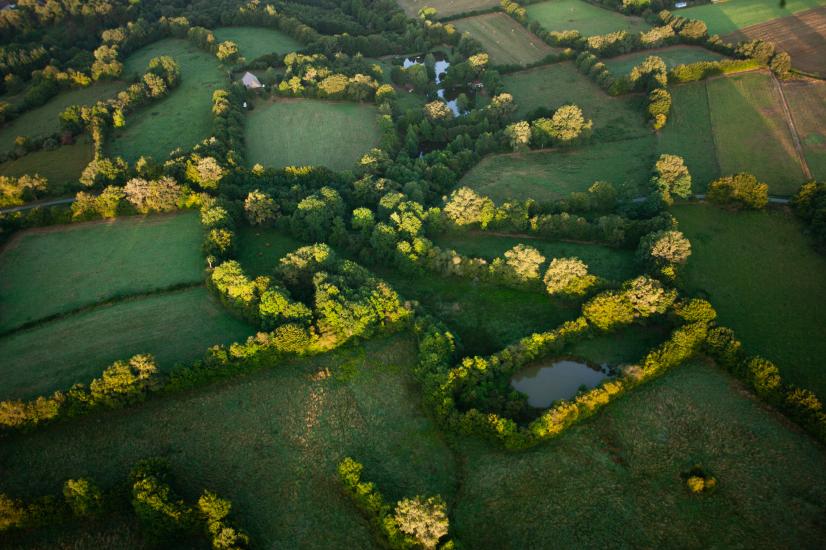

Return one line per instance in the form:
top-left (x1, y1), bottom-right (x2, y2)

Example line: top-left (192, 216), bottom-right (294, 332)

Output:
top-left (402, 53), bottom-right (461, 116)
top-left (511, 358), bottom-right (611, 408)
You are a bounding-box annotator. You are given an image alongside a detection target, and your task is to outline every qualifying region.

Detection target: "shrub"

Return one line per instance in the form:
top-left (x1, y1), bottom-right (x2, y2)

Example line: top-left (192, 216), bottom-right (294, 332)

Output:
top-left (63, 478), bottom-right (103, 517)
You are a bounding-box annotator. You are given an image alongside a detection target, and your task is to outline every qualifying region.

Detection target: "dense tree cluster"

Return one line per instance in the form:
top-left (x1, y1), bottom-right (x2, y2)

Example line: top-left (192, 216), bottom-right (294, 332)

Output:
top-left (707, 173), bottom-right (769, 210)
top-left (792, 182), bottom-right (826, 251)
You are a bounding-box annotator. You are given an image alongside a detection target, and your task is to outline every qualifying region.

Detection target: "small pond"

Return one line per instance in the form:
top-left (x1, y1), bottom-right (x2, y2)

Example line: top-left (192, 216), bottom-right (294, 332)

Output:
top-left (402, 53), bottom-right (463, 117)
top-left (510, 358), bottom-right (612, 408)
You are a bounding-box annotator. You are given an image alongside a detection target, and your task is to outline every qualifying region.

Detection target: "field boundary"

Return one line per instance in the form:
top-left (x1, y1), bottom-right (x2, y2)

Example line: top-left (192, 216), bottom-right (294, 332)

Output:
top-left (772, 73), bottom-right (814, 180)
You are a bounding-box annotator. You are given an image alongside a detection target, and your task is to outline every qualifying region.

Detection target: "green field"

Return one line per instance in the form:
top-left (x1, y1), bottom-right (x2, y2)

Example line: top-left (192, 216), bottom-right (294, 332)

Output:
top-left (107, 38), bottom-right (227, 162)
top-left (453, 12), bottom-right (558, 66)
top-left (502, 62), bottom-right (648, 141)
top-left (246, 99), bottom-right (381, 171)
top-left (460, 136), bottom-right (655, 202)
top-left (526, 0), bottom-right (651, 36)
top-left (454, 359), bottom-right (826, 547)
top-left (783, 78), bottom-right (826, 180)
top-left (679, 0), bottom-right (826, 36)
top-left (0, 139), bottom-right (93, 192)
top-left (395, 0), bottom-right (500, 18)
top-left (674, 204), bottom-right (826, 396)
top-left (0, 333), bottom-right (458, 548)
top-left (433, 232), bottom-right (638, 281)
top-left (214, 27), bottom-right (302, 60)
top-left (236, 225), bottom-right (306, 277)
top-left (0, 286), bottom-right (253, 401)
top-left (0, 81), bottom-right (124, 152)
top-left (0, 212), bottom-right (204, 331)
top-left (604, 45), bottom-right (725, 76)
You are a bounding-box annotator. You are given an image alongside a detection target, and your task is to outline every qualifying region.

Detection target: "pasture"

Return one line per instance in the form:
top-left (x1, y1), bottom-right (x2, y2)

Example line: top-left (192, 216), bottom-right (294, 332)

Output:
top-left (0, 212), bottom-right (203, 332)
top-left (526, 0), bottom-right (650, 36)
top-left (235, 225), bottom-right (306, 277)
top-left (604, 45), bottom-right (725, 76)
top-left (245, 98), bottom-right (381, 171)
top-left (679, 0), bottom-right (826, 36)
top-left (674, 204), bottom-right (826, 397)
top-left (0, 333), bottom-right (458, 548)
top-left (783, 77), bottom-right (826, 180)
top-left (0, 81), bottom-right (124, 152)
top-left (459, 136), bottom-right (655, 202)
top-left (0, 286), bottom-right (253, 401)
top-left (214, 27), bottom-right (302, 60)
top-left (107, 39), bottom-right (227, 162)
top-left (502, 62), bottom-right (649, 141)
top-left (454, 360), bottom-right (826, 547)
top-left (395, 0), bottom-right (500, 18)
top-left (452, 12), bottom-right (559, 66)
top-left (0, 139), bottom-right (93, 192)
top-left (433, 232), bottom-right (638, 282)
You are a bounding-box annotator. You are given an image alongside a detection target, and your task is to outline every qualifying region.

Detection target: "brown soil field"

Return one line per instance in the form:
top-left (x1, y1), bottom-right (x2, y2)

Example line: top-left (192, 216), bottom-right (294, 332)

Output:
top-left (726, 7), bottom-right (826, 76)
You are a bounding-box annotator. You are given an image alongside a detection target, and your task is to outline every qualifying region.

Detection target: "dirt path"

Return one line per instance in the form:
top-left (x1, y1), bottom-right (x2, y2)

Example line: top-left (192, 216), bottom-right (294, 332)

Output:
top-left (0, 197), bottom-right (75, 215)
top-left (771, 73), bottom-right (813, 180)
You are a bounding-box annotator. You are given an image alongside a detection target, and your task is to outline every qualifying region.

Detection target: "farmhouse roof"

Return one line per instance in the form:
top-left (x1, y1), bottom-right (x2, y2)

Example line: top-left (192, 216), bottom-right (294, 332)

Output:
top-left (242, 72), bottom-right (262, 89)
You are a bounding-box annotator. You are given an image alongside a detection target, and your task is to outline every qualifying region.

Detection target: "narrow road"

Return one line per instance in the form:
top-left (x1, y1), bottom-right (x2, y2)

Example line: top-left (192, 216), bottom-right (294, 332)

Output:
top-left (0, 197), bottom-right (76, 214)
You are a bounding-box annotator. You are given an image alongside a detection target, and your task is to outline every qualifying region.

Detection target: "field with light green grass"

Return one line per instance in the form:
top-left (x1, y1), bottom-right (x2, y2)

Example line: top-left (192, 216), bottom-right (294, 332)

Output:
top-left (526, 0), bottom-right (650, 36)
top-left (604, 45), bottom-right (725, 76)
top-left (679, 0), bottom-right (826, 36)
top-left (453, 12), bottom-right (558, 66)
top-left (214, 27), bottom-right (302, 60)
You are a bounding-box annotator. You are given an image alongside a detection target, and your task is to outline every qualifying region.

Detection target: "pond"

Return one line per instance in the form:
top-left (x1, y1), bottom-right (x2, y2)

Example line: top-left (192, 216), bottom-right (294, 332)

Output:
top-left (402, 53), bottom-right (462, 117)
top-left (510, 358), bottom-right (612, 408)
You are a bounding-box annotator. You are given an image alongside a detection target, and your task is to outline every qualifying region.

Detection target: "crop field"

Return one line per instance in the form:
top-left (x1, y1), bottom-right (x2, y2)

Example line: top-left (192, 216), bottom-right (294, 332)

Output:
top-left (604, 45), bottom-right (725, 76)
top-left (454, 359), bottom-right (826, 548)
top-left (0, 139), bottom-right (93, 192)
top-left (526, 0), bottom-right (651, 36)
top-left (674, 204), bottom-right (826, 396)
top-left (0, 333), bottom-right (458, 548)
top-left (433, 232), bottom-right (638, 282)
top-left (460, 136), bottom-right (655, 202)
top-left (679, 0), bottom-right (826, 36)
top-left (245, 98), bottom-right (381, 171)
top-left (0, 212), bottom-right (203, 332)
top-left (452, 13), bottom-right (558, 66)
top-left (0, 81), bottom-right (124, 152)
top-left (0, 286), bottom-right (253, 401)
top-left (214, 26), bottom-right (302, 60)
top-left (107, 39), bottom-right (227, 162)
top-left (782, 77), bottom-right (826, 179)
top-left (395, 0), bottom-right (500, 18)
top-left (502, 63), bottom-right (648, 141)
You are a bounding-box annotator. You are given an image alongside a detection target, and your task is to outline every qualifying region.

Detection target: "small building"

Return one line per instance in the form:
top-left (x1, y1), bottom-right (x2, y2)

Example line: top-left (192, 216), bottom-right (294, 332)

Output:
top-left (241, 72), bottom-right (263, 90)
top-left (674, 1), bottom-right (688, 7)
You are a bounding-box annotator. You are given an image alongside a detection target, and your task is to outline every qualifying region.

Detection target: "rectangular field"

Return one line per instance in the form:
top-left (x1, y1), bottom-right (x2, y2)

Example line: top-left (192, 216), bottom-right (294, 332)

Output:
top-left (0, 286), bottom-right (253, 401)
top-left (526, 0), bottom-right (651, 36)
top-left (0, 333), bottom-right (458, 548)
top-left (245, 99), bottom-right (381, 171)
top-left (674, 204), bottom-right (826, 397)
top-left (0, 212), bottom-right (204, 331)
top-left (604, 45), bottom-right (725, 76)
top-left (452, 12), bottom-right (558, 66)
top-left (502, 62), bottom-right (648, 141)
top-left (396, 0), bottom-right (500, 18)
top-left (782, 77), bottom-right (826, 180)
top-left (460, 136), bottom-right (656, 202)
top-left (679, 0), bottom-right (826, 36)
top-left (214, 26), bottom-right (302, 60)
top-left (107, 39), bottom-right (227, 162)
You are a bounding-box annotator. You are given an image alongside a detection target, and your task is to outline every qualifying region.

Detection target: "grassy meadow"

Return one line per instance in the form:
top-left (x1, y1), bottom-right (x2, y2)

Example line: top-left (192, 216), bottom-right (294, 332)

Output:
top-left (0, 333), bottom-right (458, 548)
top-left (0, 286), bottom-right (253, 401)
top-left (453, 13), bottom-right (558, 66)
top-left (0, 138), bottom-right (93, 192)
top-left (526, 0), bottom-right (650, 36)
top-left (235, 225), bottom-right (306, 277)
top-left (783, 77), bottom-right (826, 180)
top-left (454, 359), bottom-right (826, 547)
top-left (503, 62), bottom-right (648, 141)
top-left (433, 232), bottom-right (639, 282)
top-left (395, 0), bottom-right (500, 18)
top-left (460, 136), bottom-right (655, 202)
top-left (604, 46), bottom-right (725, 76)
top-left (214, 27), bottom-right (302, 60)
top-left (0, 81), bottom-right (124, 153)
top-left (0, 212), bottom-right (203, 331)
top-left (674, 204), bottom-right (826, 396)
top-left (245, 99), bottom-right (381, 171)
top-left (107, 39), bottom-right (227, 162)
top-left (679, 0), bottom-right (826, 36)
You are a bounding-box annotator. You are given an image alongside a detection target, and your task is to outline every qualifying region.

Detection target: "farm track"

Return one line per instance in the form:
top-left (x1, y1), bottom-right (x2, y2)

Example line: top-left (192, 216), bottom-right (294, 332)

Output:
top-left (0, 196), bottom-right (75, 214)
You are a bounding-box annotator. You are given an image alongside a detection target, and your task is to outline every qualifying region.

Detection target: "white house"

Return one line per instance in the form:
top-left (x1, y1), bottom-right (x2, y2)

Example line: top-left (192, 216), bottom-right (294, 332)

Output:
top-left (674, 1), bottom-right (688, 8)
top-left (241, 72), bottom-right (263, 90)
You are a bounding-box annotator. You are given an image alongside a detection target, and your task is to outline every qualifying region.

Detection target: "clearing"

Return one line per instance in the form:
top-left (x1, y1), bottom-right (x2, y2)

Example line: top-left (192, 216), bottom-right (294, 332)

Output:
top-left (214, 27), bottom-right (302, 60)
top-left (679, 0), bottom-right (826, 36)
top-left (674, 203), bottom-right (826, 396)
top-left (395, 0), bottom-right (500, 18)
top-left (0, 286), bottom-right (253, 401)
top-left (235, 225), bottom-right (306, 277)
top-left (604, 45), bottom-right (725, 76)
top-left (526, 0), bottom-right (651, 36)
top-left (0, 212), bottom-right (204, 332)
top-left (107, 38), bottom-right (227, 162)
top-left (782, 77), bottom-right (826, 180)
top-left (245, 98), bottom-right (381, 171)
top-left (452, 12), bottom-right (559, 66)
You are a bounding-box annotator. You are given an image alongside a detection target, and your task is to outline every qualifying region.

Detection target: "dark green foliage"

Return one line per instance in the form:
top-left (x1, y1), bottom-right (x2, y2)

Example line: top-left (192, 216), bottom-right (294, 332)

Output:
top-left (792, 181), bottom-right (826, 250)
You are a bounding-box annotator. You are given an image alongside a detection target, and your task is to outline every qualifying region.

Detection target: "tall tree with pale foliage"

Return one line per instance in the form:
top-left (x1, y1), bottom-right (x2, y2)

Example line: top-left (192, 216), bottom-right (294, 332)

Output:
top-left (544, 257), bottom-right (597, 296)
top-left (651, 154), bottom-right (692, 203)
top-left (394, 496), bottom-right (449, 549)
top-left (244, 189), bottom-right (279, 226)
